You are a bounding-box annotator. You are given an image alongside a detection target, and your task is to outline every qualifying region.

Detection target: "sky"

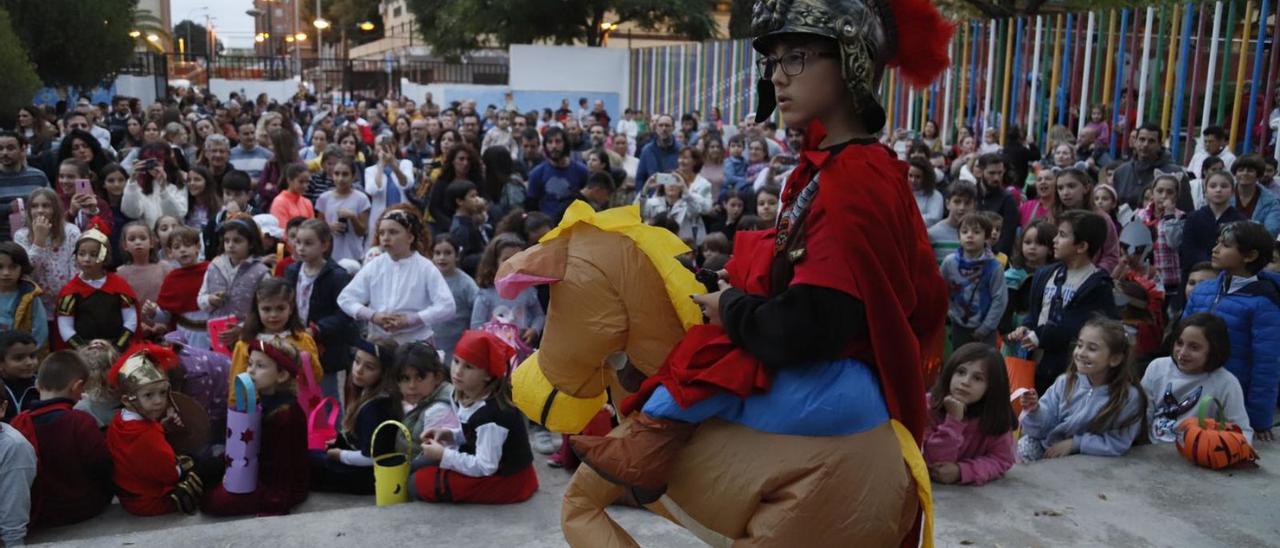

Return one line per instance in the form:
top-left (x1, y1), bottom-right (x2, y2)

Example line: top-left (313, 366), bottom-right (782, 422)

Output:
top-left (169, 0), bottom-right (258, 49)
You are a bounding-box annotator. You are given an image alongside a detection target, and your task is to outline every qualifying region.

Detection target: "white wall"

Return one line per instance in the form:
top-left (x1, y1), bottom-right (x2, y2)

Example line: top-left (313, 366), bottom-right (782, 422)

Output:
top-left (112, 75), bottom-right (159, 106)
top-left (509, 44), bottom-right (631, 109)
top-left (209, 78), bottom-right (301, 102)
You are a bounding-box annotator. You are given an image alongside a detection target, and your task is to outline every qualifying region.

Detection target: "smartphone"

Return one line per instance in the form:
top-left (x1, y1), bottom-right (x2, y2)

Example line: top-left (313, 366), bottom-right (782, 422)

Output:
top-left (694, 269), bottom-right (721, 293)
top-left (75, 178), bottom-right (92, 196)
top-left (655, 173), bottom-right (678, 187)
top-left (141, 159), bottom-right (157, 171)
top-left (8, 198), bottom-right (24, 233)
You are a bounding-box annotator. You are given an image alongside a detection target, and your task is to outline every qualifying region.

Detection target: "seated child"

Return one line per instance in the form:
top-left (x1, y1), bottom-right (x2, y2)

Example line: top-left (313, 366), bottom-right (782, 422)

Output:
top-left (430, 235), bottom-right (478, 364)
top-left (268, 162), bottom-right (316, 231)
top-left (155, 226), bottom-right (211, 349)
top-left (0, 243), bottom-right (48, 350)
top-left (309, 339), bottom-right (401, 495)
top-left (284, 219), bottom-right (354, 398)
top-left (203, 169), bottom-right (258, 256)
top-left (73, 340), bottom-right (121, 428)
top-left (940, 212), bottom-right (1007, 347)
top-left (979, 210), bottom-right (1009, 267)
top-left (199, 216), bottom-right (270, 350)
top-left (0, 397), bottom-right (35, 547)
top-left (447, 180), bottom-right (493, 276)
top-left (411, 331), bottom-right (538, 504)
top-left (0, 331), bottom-right (39, 422)
top-left (928, 181), bottom-right (978, 264)
top-left (1008, 211), bottom-right (1119, 393)
top-left (1001, 221), bottom-right (1054, 334)
top-left (1142, 313), bottom-right (1252, 444)
top-left (57, 228), bottom-right (139, 351)
top-left (203, 339), bottom-right (309, 516)
top-left (9, 351), bottom-right (112, 528)
top-left (226, 277), bottom-right (324, 407)
top-left (396, 341), bottom-right (454, 469)
top-left (923, 343), bottom-right (1016, 486)
top-left (1179, 171), bottom-right (1245, 281)
top-left (116, 221), bottom-right (173, 339)
top-left (106, 344), bottom-right (206, 515)
top-left (1182, 220), bottom-right (1280, 441)
top-left (1018, 318), bottom-right (1145, 461)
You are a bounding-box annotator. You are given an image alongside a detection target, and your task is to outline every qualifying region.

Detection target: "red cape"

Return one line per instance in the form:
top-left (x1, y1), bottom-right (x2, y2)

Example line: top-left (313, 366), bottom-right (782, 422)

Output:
top-left (107, 413), bottom-right (179, 516)
top-left (157, 262), bottom-right (209, 315)
top-left (624, 120), bottom-right (946, 444)
top-left (57, 272), bottom-right (138, 304)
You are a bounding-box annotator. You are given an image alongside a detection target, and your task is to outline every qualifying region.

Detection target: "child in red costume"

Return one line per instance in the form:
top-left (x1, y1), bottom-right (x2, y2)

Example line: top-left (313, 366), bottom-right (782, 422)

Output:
top-left (105, 344), bottom-right (205, 515)
top-left (56, 229), bottom-right (138, 351)
top-left (411, 331), bottom-right (538, 504)
top-left (202, 339), bottom-right (309, 516)
top-left (154, 226), bottom-right (211, 349)
top-left (571, 1), bottom-right (953, 533)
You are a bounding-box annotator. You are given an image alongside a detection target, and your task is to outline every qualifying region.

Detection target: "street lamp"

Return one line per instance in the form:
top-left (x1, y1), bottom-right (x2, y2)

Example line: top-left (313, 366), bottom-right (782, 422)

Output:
top-left (313, 18), bottom-right (330, 30)
top-left (128, 30), bottom-right (142, 38)
top-left (358, 21), bottom-right (375, 32)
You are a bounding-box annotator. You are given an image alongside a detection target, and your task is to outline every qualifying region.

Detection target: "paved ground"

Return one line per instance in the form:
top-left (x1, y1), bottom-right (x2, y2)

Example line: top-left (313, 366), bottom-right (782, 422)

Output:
top-left (27, 443), bottom-right (1277, 547)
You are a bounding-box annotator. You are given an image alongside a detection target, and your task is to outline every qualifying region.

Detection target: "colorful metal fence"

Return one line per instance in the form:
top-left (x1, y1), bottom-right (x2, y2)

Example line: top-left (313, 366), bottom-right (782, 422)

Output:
top-left (628, 1), bottom-right (1279, 162)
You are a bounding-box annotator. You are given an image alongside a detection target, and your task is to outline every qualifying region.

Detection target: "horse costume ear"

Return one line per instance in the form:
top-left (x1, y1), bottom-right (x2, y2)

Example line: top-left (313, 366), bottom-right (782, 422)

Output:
top-left (496, 236), bottom-right (569, 300)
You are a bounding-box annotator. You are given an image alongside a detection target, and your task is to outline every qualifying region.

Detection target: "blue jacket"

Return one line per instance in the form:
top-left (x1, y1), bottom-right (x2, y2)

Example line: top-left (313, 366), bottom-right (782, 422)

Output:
top-left (1233, 185), bottom-right (1280, 236)
top-left (722, 155), bottom-right (749, 200)
top-left (1183, 271), bottom-right (1280, 432)
top-left (284, 259), bottom-right (354, 374)
top-left (1021, 263), bottom-right (1119, 393)
top-left (635, 138), bottom-right (681, 188)
top-left (1020, 372), bottom-right (1144, 457)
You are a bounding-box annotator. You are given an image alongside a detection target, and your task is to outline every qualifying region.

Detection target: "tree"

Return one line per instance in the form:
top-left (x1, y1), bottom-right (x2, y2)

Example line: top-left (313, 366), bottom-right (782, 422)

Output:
top-left (173, 20), bottom-right (224, 57)
top-left (728, 0), bottom-right (753, 39)
top-left (0, 6), bottom-right (40, 127)
top-left (1, 0), bottom-right (137, 89)
top-left (405, 0), bottom-right (720, 57)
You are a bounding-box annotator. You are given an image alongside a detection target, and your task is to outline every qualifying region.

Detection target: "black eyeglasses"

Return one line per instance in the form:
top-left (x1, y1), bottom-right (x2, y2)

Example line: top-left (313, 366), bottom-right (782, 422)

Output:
top-left (756, 51), bottom-right (839, 78)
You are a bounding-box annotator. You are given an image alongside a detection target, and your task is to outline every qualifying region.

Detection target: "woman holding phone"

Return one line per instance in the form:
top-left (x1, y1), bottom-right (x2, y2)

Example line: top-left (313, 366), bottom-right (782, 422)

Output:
top-left (363, 134), bottom-right (414, 249)
top-left (121, 143), bottom-right (188, 229)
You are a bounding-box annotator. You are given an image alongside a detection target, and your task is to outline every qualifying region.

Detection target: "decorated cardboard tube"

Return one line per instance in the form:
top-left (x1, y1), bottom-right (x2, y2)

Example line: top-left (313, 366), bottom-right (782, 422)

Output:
top-left (223, 372), bottom-right (262, 494)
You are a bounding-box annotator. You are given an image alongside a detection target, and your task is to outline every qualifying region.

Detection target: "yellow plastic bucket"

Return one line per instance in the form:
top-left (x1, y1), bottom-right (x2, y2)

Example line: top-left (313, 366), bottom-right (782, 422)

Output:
top-left (372, 420), bottom-right (412, 506)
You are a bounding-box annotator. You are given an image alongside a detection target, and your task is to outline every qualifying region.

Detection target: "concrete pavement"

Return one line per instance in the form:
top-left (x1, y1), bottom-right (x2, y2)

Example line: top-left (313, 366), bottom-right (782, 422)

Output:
top-left (27, 444), bottom-right (1276, 547)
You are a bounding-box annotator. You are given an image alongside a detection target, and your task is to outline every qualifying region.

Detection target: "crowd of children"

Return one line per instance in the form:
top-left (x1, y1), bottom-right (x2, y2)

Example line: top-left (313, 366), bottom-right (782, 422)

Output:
top-left (1, 85), bottom-right (1278, 543)
top-left (920, 124), bottom-right (1277, 487)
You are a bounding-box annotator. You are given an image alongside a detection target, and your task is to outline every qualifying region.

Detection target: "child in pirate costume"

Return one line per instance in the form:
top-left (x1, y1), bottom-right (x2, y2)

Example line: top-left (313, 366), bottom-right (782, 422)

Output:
top-left (412, 331), bottom-right (537, 504)
top-left (571, 1), bottom-right (952, 543)
top-left (105, 344), bottom-right (206, 515)
top-left (57, 229), bottom-right (138, 351)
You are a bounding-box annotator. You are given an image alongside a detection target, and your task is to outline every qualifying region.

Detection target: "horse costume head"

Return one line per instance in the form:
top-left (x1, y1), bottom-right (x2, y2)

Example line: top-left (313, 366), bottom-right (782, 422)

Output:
top-left (496, 202), bottom-right (704, 433)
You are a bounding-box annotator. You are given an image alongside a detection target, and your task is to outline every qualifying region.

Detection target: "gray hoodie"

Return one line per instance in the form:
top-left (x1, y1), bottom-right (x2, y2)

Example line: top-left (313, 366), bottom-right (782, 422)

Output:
top-left (1021, 372), bottom-right (1144, 458)
top-left (0, 422), bottom-right (35, 546)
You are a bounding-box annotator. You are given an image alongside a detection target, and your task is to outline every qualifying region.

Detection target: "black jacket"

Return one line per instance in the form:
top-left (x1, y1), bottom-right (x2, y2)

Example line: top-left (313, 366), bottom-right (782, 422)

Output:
top-left (1021, 262), bottom-right (1120, 393)
top-left (284, 259), bottom-right (354, 373)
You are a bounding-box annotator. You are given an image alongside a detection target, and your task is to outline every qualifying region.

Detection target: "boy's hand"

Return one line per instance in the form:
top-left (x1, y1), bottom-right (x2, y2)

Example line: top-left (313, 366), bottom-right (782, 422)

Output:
top-left (1008, 326), bottom-right (1028, 342)
top-left (142, 300), bottom-right (158, 319)
top-left (207, 291), bottom-right (226, 309)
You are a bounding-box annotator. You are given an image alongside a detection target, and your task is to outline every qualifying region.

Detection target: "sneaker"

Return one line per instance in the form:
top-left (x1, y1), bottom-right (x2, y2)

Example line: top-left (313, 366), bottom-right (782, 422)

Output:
top-left (530, 425), bottom-right (559, 454)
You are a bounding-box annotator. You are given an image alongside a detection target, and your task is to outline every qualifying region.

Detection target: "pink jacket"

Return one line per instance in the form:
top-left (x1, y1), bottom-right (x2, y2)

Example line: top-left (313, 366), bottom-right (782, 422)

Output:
top-left (923, 411), bottom-right (1016, 486)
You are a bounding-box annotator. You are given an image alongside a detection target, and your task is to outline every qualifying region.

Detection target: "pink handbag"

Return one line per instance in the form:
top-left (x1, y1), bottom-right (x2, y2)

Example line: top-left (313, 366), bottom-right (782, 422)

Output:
top-left (296, 351), bottom-right (324, 415)
top-left (307, 396), bottom-right (339, 451)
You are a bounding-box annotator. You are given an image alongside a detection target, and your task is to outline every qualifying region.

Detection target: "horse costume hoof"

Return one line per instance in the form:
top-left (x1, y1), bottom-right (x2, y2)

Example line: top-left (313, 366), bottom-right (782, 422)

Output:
top-left (569, 413), bottom-right (695, 492)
